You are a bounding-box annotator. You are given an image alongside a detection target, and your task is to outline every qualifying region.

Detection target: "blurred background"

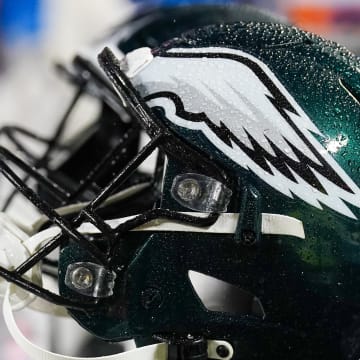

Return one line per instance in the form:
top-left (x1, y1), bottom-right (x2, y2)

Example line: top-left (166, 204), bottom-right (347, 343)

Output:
top-left (0, 0), bottom-right (358, 358)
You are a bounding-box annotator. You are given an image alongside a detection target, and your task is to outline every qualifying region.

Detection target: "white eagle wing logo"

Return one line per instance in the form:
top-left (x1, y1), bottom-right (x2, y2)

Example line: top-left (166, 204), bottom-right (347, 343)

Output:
top-left (132, 47), bottom-right (360, 219)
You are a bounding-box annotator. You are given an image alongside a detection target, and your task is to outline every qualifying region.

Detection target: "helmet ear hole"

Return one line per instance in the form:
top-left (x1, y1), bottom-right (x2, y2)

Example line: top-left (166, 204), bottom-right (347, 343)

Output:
top-left (188, 270), bottom-right (265, 319)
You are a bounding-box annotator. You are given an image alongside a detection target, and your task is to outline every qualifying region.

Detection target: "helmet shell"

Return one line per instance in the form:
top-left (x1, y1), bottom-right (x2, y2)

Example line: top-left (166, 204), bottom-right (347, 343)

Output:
top-left (124, 22), bottom-right (360, 357)
top-left (59, 5), bottom-right (290, 345)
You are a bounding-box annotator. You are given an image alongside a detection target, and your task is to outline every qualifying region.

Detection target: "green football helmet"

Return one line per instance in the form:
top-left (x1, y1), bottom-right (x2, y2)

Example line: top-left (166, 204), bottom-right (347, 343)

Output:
top-left (1, 14), bottom-right (359, 360)
top-left (95, 22), bottom-right (360, 359)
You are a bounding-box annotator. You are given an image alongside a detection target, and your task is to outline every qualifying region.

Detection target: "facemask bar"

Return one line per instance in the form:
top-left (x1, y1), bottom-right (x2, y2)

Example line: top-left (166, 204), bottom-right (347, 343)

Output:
top-left (0, 137), bottom-right (150, 308)
top-left (98, 47), bottom-right (228, 182)
top-left (0, 126), bottom-right (219, 311)
top-left (70, 55), bottom-right (130, 118)
top-left (0, 86), bottom-right (84, 211)
top-left (1, 122), bottom-right (140, 210)
top-left (0, 54), bottom-right (134, 212)
top-left (0, 46), bottom-right (231, 311)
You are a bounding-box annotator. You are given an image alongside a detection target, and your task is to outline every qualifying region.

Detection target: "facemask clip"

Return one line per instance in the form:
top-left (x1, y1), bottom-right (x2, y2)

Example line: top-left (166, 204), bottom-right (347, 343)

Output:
top-left (171, 173), bottom-right (232, 213)
top-left (65, 262), bottom-right (116, 298)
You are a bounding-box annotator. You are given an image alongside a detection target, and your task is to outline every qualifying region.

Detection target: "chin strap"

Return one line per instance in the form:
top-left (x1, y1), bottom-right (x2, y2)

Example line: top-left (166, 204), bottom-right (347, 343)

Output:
top-left (0, 212), bottom-right (67, 315)
top-left (77, 212), bottom-right (305, 238)
top-left (0, 210), bottom-right (305, 311)
top-left (3, 287), bottom-right (233, 360)
top-left (0, 209), bottom-right (301, 360)
top-left (0, 210), bottom-right (304, 312)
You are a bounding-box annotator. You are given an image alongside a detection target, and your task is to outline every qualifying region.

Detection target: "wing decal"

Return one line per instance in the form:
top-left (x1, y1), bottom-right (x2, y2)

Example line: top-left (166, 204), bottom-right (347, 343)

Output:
top-left (132, 47), bottom-right (360, 218)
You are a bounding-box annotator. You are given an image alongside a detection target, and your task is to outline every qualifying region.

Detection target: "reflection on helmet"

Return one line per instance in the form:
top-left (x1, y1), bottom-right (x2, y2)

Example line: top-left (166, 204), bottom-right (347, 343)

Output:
top-left (1, 6), bottom-right (360, 360)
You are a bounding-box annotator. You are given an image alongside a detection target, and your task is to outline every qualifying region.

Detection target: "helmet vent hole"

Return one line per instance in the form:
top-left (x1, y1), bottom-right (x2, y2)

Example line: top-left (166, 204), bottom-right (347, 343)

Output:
top-left (188, 270), bottom-right (265, 319)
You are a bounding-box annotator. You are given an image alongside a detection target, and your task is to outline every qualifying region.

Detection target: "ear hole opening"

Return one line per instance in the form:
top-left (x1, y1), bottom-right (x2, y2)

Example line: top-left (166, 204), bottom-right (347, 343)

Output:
top-left (188, 270), bottom-right (265, 319)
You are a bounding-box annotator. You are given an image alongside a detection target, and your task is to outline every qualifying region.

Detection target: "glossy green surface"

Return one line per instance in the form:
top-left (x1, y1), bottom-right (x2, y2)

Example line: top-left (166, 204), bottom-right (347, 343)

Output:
top-left (59, 22), bottom-right (360, 359)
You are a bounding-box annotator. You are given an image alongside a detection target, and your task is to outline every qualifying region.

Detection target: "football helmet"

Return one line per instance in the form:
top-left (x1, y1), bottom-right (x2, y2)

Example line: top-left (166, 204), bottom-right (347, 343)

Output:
top-left (1, 16), bottom-right (359, 360)
top-left (99, 23), bottom-right (359, 358)
top-left (0, 4), bottom-right (284, 213)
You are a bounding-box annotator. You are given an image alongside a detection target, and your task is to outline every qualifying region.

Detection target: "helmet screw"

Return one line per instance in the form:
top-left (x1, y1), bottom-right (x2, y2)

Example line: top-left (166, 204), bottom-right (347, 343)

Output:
top-left (141, 287), bottom-right (163, 310)
top-left (241, 230), bottom-right (257, 246)
top-left (177, 178), bottom-right (202, 201)
top-left (216, 345), bottom-right (230, 358)
top-left (70, 266), bottom-right (94, 290)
